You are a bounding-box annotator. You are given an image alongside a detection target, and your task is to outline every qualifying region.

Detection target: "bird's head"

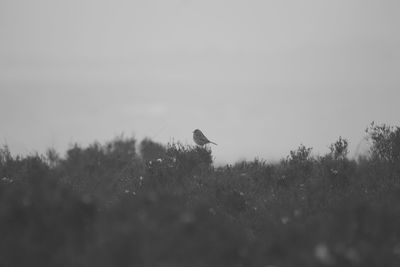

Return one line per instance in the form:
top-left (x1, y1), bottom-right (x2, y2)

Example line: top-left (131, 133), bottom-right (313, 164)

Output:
top-left (193, 129), bottom-right (200, 134)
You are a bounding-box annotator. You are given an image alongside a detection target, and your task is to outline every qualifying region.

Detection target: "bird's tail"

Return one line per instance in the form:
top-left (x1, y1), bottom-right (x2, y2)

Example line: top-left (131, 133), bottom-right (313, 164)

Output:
top-left (210, 141), bottom-right (218, 145)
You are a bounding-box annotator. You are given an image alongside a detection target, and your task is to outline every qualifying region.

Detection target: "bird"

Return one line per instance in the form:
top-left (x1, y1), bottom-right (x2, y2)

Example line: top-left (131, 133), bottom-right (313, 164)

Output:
top-left (193, 129), bottom-right (217, 146)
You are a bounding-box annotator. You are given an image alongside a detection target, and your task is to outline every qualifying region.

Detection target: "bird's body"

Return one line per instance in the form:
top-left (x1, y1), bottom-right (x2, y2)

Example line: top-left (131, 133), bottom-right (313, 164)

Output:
top-left (193, 129), bottom-right (217, 146)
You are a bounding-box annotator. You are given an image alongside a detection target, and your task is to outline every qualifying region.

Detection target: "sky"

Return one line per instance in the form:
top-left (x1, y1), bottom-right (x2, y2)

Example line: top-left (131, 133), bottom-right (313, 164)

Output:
top-left (1, 0), bottom-right (399, 164)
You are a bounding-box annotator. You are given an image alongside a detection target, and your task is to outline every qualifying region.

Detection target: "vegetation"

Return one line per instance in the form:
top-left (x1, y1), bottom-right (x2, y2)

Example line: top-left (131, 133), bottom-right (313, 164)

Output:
top-left (1, 123), bottom-right (400, 266)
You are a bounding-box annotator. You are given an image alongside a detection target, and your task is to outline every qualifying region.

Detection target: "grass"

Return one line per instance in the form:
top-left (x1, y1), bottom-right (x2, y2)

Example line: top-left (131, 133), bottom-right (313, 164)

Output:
top-left (1, 124), bottom-right (400, 267)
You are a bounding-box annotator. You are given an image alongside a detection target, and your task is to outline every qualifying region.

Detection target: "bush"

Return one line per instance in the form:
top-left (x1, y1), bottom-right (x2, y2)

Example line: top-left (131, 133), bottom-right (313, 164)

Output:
top-left (139, 138), bottom-right (167, 162)
top-left (287, 144), bottom-right (313, 165)
top-left (316, 137), bottom-right (354, 189)
top-left (142, 143), bottom-right (213, 193)
top-left (2, 126), bottom-right (400, 266)
top-left (366, 122), bottom-right (400, 164)
top-left (0, 153), bottom-right (96, 267)
top-left (57, 136), bottom-right (142, 200)
top-left (281, 144), bottom-right (314, 185)
top-left (329, 136), bottom-right (349, 160)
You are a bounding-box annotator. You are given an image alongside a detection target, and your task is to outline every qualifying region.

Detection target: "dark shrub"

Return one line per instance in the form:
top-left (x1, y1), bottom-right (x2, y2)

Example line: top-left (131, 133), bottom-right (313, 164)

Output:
top-left (282, 144), bottom-right (314, 185)
top-left (366, 122), bottom-right (400, 164)
top-left (140, 138), bottom-right (167, 162)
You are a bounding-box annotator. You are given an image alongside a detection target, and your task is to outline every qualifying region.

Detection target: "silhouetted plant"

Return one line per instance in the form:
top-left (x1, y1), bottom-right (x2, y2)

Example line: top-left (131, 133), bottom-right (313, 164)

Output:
top-left (104, 135), bottom-right (137, 167)
top-left (140, 138), bottom-right (167, 162)
top-left (283, 144), bottom-right (314, 183)
top-left (59, 136), bottom-right (141, 198)
top-left (0, 145), bottom-right (13, 178)
top-left (165, 142), bottom-right (213, 175)
top-left (0, 145), bottom-right (12, 165)
top-left (287, 144), bottom-right (313, 165)
top-left (366, 122), bottom-right (400, 164)
top-left (329, 136), bottom-right (349, 160)
top-left (45, 148), bottom-right (61, 169)
top-left (317, 136), bottom-right (353, 188)
top-left (143, 143), bottom-right (213, 192)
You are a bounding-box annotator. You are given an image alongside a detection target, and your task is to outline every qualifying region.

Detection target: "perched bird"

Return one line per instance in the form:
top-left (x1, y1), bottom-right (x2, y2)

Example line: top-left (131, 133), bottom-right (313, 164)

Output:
top-left (193, 129), bottom-right (217, 146)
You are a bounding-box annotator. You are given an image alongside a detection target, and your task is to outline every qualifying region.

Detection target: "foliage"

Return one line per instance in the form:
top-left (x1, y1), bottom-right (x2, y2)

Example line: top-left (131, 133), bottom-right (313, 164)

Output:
top-left (1, 124), bottom-right (400, 266)
top-left (165, 142), bottom-right (213, 175)
top-left (57, 136), bottom-right (141, 199)
top-left (287, 144), bottom-right (313, 165)
top-left (329, 136), bottom-right (349, 160)
top-left (315, 136), bottom-right (354, 189)
top-left (280, 144), bottom-right (314, 185)
top-left (139, 138), bottom-right (167, 162)
top-left (366, 122), bottom-right (400, 164)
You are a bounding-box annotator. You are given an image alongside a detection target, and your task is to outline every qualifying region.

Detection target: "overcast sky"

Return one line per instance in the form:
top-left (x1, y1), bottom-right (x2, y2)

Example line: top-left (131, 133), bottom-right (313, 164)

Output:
top-left (1, 0), bottom-right (399, 164)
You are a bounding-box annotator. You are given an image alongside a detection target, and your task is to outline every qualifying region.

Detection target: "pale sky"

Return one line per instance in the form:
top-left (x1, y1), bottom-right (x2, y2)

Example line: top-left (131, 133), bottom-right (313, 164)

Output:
top-left (1, 0), bottom-right (399, 164)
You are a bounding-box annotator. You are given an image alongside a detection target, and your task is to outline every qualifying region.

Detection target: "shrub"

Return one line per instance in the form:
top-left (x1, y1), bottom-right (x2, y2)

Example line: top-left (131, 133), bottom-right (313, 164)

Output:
top-left (287, 144), bottom-right (313, 165)
top-left (45, 148), bottom-right (61, 169)
top-left (3, 128), bottom-right (400, 266)
top-left (0, 145), bottom-right (13, 177)
top-left (164, 142), bottom-right (213, 176)
top-left (139, 138), bottom-right (167, 162)
top-left (0, 145), bottom-right (12, 165)
top-left (0, 172), bottom-right (96, 267)
top-left (143, 143), bottom-right (213, 192)
top-left (366, 122), bottom-right (400, 164)
top-left (282, 144), bottom-right (314, 184)
top-left (58, 136), bottom-right (142, 199)
top-left (316, 136), bottom-right (353, 188)
top-left (329, 136), bottom-right (349, 160)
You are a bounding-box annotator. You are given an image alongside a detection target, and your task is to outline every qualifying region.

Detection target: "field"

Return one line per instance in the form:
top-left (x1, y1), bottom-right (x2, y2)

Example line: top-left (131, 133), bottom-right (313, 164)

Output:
top-left (1, 123), bottom-right (400, 267)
